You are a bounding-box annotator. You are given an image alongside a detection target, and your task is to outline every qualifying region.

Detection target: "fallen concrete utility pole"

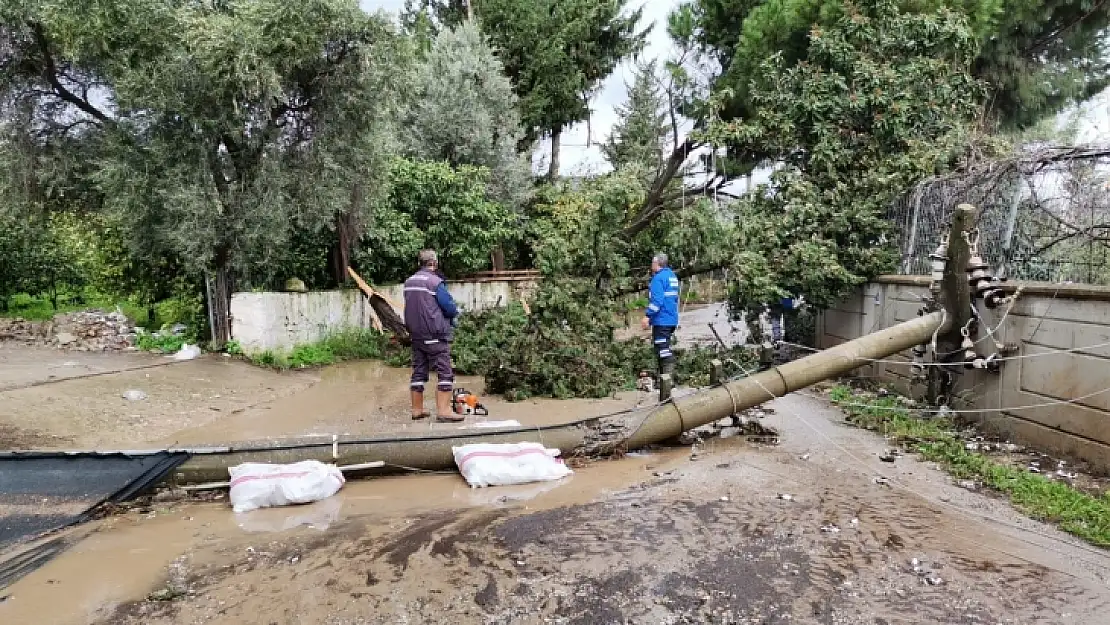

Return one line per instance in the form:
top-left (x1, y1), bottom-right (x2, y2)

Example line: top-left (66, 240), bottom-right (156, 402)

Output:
top-left (614, 310), bottom-right (947, 451)
top-left (162, 307), bottom-right (949, 483)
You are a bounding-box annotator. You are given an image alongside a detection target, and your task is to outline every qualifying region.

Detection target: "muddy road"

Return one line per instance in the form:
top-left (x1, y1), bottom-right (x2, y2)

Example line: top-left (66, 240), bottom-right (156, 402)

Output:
top-left (3, 390), bottom-right (1108, 623)
top-left (2, 343), bottom-right (1109, 624)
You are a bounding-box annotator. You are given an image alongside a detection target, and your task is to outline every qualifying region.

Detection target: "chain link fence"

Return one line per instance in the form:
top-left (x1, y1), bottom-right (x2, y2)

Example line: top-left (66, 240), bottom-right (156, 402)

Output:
top-left (888, 148), bottom-right (1110, 286)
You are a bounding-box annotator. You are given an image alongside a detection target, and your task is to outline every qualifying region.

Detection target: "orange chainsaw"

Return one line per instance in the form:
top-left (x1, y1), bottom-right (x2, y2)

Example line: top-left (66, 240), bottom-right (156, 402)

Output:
top-left (452, 388), bottom-right (489, 416)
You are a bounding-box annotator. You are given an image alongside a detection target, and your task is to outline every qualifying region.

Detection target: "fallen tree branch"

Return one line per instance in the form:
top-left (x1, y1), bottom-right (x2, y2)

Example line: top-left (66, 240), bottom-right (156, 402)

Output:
top-left (607, 260), bottom-right (730, 298)
top-left (619, 138), bottom-right (702, 240)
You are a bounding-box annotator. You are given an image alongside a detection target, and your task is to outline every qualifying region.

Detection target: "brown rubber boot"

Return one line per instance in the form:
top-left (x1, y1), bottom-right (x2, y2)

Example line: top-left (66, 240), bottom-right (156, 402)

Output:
top-left (411, 390), bottom-right (430, 420)
top-left (435, 390), bottom-right (463, 422)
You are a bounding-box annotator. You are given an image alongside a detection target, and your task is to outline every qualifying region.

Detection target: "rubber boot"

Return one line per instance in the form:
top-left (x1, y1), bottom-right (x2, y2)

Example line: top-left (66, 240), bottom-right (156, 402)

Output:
top-left (411, 390), bottom-right (429, 420)
top-left (658, 359), bottom-right (676, 402)
top-left (661, 359), bottom-right (676, 377)
top-left (436, 390), bottom-right (463, 422)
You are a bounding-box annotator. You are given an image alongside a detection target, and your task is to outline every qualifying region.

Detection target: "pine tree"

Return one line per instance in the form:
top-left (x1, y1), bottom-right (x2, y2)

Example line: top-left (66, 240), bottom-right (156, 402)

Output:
top-left (602, 59), bottom-right (672, 176)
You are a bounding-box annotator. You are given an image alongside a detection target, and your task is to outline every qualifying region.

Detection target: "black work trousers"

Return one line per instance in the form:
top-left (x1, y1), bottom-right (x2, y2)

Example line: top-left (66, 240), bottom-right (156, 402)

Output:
top-left (652, 325), bottom-right (676, 375)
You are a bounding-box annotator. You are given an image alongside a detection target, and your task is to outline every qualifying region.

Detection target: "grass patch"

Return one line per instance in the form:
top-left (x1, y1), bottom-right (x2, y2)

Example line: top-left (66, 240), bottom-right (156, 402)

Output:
top-left (136, 332), bottom-right (189, 354)
top-left (829, 384), bottom-right (1110, 548)
top-left (249, 329), bottom-right (390, 370)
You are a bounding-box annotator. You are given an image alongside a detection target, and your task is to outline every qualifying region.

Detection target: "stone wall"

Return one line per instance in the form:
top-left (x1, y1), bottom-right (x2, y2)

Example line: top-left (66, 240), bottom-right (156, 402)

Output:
top-left (817, 276), bottom-right (1110, 473)
top-left (231, 279), bottom-right (537, 355)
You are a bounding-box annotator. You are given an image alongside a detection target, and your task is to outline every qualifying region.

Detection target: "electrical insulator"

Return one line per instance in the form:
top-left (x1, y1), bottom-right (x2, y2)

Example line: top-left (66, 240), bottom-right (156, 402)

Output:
top-left (928, 235), bottom-right (949, 287)
top-left (910, 343), bottom-right (927, 378)
top-left (966, 353), bottom-right (1001, 373)
top-left (961, 334), bottom-right (977, 368)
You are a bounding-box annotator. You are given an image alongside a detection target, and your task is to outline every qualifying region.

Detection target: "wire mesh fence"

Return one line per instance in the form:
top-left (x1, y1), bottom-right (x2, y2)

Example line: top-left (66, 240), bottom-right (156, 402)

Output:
top-left (887, 147), bottom-right (1110, 286)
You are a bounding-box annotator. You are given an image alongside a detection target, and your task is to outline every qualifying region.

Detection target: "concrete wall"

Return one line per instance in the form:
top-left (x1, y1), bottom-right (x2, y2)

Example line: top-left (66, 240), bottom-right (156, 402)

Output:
top-left (817, 276), bottom-right (1110, 473)
top-left (231, 279), bottom-right (537, 355)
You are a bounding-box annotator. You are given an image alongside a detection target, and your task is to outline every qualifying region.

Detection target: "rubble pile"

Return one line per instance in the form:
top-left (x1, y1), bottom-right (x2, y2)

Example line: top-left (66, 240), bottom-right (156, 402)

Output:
top-left (0, 317), bottom-right (46, 343)
top-left (680, 407), bottom-right (779, 445)
top-left (0, 310), bottom-right (138, 351)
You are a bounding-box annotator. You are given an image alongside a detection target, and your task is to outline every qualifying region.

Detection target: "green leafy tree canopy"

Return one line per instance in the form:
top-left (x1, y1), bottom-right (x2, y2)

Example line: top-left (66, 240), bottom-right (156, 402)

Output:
top-left (704, 1), bottom-right (986, 309)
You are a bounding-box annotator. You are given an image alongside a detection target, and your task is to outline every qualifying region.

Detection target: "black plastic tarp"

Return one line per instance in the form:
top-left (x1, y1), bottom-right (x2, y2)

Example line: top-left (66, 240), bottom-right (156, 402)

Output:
top-left (0, 451), bottom-right (188, 589)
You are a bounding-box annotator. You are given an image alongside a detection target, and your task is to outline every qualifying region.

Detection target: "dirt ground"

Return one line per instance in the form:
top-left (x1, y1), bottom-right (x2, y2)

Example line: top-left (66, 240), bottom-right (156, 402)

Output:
top-left (2, 343), bottom-right (1109, 624)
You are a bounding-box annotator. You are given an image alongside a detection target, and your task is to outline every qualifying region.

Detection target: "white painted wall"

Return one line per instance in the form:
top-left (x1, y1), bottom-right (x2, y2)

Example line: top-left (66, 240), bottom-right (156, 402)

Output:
top-left (230, 280), bottom-right (536, 355)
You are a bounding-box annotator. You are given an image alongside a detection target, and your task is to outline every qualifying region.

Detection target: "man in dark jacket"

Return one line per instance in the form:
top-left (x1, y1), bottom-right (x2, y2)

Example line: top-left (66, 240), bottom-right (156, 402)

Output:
top-left (403, 249), bottom-right (463, 422)
top-left (641, 252), bottom-right (680, 379)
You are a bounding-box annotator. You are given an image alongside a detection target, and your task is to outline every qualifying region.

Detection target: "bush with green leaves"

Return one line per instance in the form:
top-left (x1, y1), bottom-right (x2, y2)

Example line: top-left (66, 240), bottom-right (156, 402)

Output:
top-left (356, 158), bottom-right (515, 283)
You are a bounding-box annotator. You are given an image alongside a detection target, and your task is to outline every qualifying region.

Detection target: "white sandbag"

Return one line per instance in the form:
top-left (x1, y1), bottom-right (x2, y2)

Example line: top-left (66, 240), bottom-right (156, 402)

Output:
top-left (452, 442), bottom-right (573, 488)
top-left (172, 343), bottom-right (202, 360)
top-left (228, 460), bottom-right (345, 513)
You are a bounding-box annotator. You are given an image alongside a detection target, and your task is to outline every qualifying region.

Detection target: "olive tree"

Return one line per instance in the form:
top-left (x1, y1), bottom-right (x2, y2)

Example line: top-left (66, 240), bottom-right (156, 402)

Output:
top-left (0, 1), bottom-right (409, 343)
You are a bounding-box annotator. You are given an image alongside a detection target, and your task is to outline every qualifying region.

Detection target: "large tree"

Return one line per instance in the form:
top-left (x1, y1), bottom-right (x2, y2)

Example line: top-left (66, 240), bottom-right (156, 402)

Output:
top-left (677, 0), bottom-right (1110, 132)
top-left (706, 1), bottom-right (985, 309)
top-left (405, 21), bottom-right (532, 215)
top-left (619, 0), bottom-right (1110, 259)
top-left (0, 1), bottom-right (409, 343)
top-left (404, 21), bottom-right (534, 270)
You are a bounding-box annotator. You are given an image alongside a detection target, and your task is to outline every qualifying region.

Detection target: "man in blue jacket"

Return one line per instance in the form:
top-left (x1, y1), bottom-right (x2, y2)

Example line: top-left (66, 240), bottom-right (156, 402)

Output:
top-left (403, 249), bottom-right (463, 422)
top-left (641, 253), bottom-right (680, 380)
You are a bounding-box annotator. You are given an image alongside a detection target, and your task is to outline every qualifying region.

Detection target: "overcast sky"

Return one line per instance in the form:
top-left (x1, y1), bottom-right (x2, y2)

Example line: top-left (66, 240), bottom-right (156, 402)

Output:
top-left (359, 0), bottom-right (681, 175)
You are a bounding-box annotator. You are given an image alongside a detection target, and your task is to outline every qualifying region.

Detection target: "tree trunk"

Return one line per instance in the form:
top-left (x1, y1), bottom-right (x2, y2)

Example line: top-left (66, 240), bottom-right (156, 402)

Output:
top-left (206, 260), bottom-right (234, 348)
top-left (547, 126), bottom-right (562, 182)
top-left (491, 247), bottom-right (505, 271)
top-left (331, 212), bottom-right (355, 286)
top-left (329, 183), bottom-right (362, 286)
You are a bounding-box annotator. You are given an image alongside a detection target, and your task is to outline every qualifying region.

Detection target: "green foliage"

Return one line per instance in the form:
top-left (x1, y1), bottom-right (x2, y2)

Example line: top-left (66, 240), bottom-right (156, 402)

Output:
top-left (357, 158), bottom-right (514, 282)
top-left (477, 0), bottom-right (648, 143)
top-left (445, 293), bottom-right (758, 399)
top-left (676, 0), bottom-right (1110, 131)
top-left (1, 0), bottom-right (413, 345)
top-left (136, 332), bottom-right (188, 355)
top-left (482, 280), bottom-right (625, 400)
top-left (405, 21), bottom-right (533, 213)
top-left (0, 213), bottom-right (45, 312)
top-left (705, 2), bottom-right (984, 309)
top-left (451, 302), bottom-right (530, 376)
top-left (408, 0), bottom-right (648, 144)
top-left (529, 171), bottom-right (648, 280)
top-left (830, 384), bottom-right (1110, 547)
top-left (630, 197), bottom-right (735, 278)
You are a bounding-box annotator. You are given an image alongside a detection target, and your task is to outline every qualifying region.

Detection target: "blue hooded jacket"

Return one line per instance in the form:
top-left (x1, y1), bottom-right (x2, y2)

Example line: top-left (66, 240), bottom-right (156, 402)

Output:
top-left (646, 267), bottom-right (680, 327)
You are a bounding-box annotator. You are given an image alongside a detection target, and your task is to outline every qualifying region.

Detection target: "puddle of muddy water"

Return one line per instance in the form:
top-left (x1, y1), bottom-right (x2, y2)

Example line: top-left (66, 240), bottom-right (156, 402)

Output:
top-left (0, 447), bottom-right (691, 625)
